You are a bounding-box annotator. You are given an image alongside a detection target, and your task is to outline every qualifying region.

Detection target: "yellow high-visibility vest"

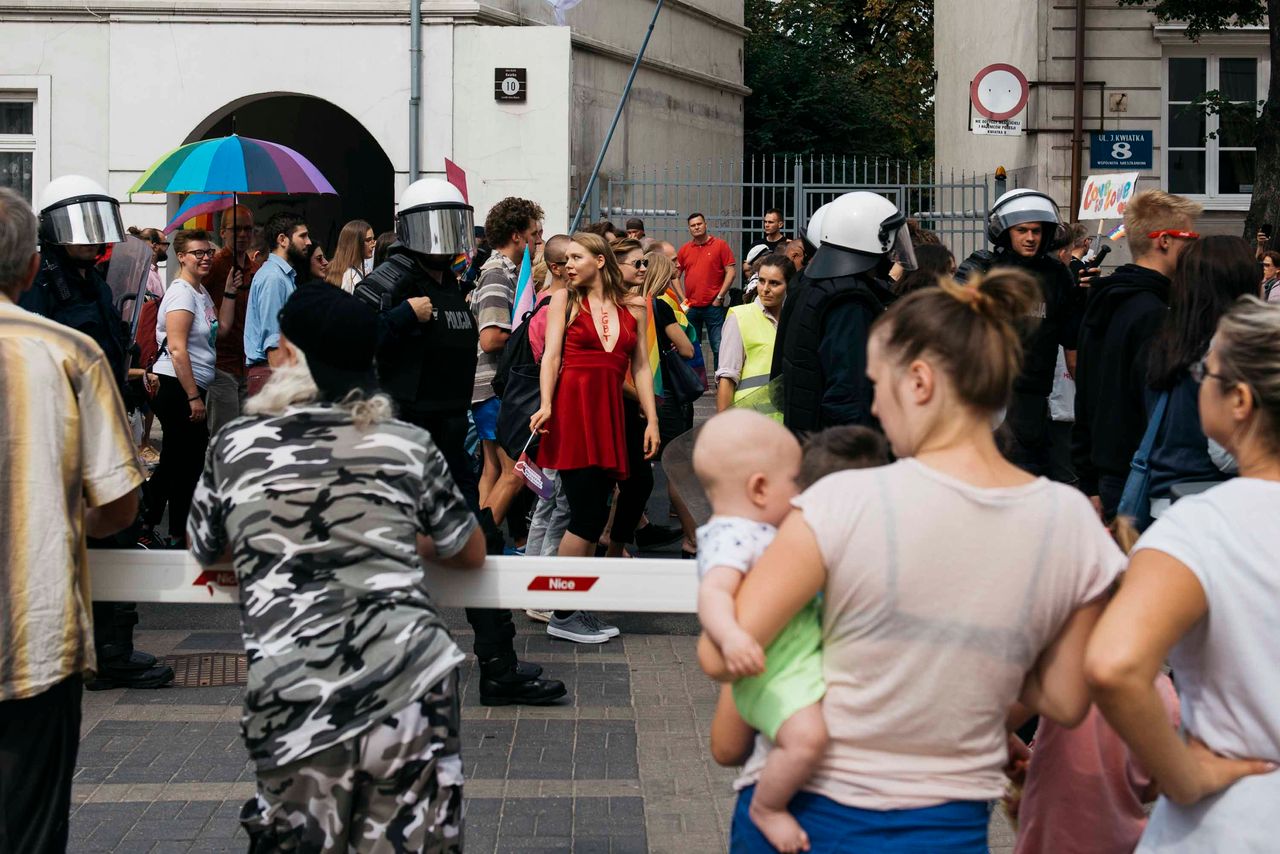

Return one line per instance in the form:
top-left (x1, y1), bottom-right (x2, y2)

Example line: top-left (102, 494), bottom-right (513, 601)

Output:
top-left (729, 302), bottom-right (781, 420)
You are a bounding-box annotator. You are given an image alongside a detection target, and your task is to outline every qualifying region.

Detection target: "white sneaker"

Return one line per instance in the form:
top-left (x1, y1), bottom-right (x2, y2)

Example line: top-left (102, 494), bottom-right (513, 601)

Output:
top-left (525, 609), bottom-right (553, 623)
top-left (547, 611), bottom-right (611, 644)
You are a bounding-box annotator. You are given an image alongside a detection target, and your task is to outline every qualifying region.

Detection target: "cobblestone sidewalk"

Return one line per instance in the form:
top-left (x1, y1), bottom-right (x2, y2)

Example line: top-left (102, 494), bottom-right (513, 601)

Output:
top-left (71, 610), bottom-right (1014, 852)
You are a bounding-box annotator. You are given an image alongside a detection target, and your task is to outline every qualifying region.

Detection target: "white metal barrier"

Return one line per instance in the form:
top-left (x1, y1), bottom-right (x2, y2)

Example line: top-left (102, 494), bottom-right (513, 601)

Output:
top-left (89, 551), bottom-right (699, 613)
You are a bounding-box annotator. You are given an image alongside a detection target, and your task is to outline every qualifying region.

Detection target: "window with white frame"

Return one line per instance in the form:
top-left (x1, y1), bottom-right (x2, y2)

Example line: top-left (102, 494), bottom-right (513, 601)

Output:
top-left (1165, 54), bottom-right (1263, 200)
top-left (0, 95), bottom-right (36, 202)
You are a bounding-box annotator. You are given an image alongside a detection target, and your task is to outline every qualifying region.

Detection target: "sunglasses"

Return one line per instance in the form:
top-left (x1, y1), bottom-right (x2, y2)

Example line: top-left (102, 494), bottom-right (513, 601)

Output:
top-left (627, 259), bottom-right (649, 270)
top-left (1147, 229), bottom-right (1200, 240)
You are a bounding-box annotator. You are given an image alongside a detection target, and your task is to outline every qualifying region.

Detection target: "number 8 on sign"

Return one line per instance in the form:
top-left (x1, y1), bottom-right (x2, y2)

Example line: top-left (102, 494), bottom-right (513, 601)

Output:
top-left (1111, 142), bottom-right (1132, 161)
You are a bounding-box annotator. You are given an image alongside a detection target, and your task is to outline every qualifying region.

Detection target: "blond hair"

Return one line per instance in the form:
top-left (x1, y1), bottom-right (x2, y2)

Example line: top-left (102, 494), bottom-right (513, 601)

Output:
top-left (1123, 190), bottom-right (1202, 258)
top-left (642, 250), bottom-right (678, 298)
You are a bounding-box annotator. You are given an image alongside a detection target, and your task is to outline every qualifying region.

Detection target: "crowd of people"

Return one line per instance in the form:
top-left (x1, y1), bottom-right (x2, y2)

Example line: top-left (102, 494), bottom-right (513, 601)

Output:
top-left (2, 164), bottom-right (1279, 854)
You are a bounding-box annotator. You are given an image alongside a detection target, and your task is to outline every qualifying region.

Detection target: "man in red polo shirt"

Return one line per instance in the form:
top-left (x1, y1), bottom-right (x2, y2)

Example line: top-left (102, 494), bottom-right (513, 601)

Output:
top-left (676, 212), bottom-right (736, 369)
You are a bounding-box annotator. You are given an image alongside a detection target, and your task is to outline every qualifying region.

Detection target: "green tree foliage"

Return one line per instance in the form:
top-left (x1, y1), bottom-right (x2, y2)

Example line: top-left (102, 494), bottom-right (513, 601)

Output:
top-left (1118, 0), bottom-right (1278, 238)
top-left (744, 0), bottom-right (935, 159)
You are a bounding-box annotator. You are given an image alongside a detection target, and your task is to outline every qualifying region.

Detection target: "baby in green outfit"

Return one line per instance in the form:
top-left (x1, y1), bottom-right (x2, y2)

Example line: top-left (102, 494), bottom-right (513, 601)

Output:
top-left (695, 412), bottom-right (890, 853)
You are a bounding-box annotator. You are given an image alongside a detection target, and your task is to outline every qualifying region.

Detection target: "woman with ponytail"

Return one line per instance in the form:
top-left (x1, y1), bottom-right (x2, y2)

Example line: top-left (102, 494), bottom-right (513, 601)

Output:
top-left (530, 233), bottom-right (660, 643)
top-left (702, 269), bottom-right (1127, 852)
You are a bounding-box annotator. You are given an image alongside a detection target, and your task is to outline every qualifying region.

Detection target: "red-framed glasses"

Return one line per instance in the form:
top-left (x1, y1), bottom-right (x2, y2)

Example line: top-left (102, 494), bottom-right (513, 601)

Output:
top-left (1147, 229), bottom-right (1200, 240)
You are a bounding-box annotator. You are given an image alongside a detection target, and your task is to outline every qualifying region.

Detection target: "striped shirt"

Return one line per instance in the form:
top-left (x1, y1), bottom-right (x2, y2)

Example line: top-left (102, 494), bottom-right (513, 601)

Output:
top-left (471, 251), bottom-right (517, 403)
top-left (0, 295), bottom-right (145, 701)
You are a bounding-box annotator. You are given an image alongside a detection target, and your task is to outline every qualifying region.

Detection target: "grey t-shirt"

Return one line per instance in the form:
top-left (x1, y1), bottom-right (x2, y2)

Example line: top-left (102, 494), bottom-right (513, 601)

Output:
top-left (187, 404), bottom-right (477, 769)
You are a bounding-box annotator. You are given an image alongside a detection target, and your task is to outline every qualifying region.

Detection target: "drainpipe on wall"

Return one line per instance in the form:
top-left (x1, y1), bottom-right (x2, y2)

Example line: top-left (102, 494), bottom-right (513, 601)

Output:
top-left (409, 0), bottom-right (422, 182)
top-left (1069, 0), bottom-right (1086, 221)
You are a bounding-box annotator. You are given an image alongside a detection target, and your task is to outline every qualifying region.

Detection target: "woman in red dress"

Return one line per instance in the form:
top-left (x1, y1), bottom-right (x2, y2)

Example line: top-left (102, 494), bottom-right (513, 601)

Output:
top-left (530, 233), bottom-right (660, 641)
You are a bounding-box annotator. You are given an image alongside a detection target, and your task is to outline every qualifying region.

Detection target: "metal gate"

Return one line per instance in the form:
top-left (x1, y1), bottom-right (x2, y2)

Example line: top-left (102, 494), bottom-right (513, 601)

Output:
top-left (595, 154), bottom-right (993, 263)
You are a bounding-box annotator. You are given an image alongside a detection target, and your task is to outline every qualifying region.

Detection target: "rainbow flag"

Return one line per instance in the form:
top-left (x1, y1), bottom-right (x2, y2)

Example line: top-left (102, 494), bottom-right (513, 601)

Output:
top-left (510, 246), bottom-right (534, 331)
top-left (646, 297), bottom-right (663, 397)
top-left (1107, 222), bottom-right (1126, 241)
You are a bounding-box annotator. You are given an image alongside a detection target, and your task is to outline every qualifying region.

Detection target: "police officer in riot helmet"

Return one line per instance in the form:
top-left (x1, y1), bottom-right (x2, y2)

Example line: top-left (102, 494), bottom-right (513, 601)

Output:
top-left (956, 189), bottom-right (1079, 479)
top-left (20, 175), bottom-right (175, 690)
top-left (357, 179), bottom-right (566, 706)
top-left (770, 191), bottom-right (910, 433)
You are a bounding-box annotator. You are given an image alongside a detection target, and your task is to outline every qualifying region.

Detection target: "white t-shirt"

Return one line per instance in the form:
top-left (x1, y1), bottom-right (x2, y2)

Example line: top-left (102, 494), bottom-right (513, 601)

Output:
top-left (695, 516), bottom-right (777, 580)
top-left (1133, 478), bottom-right (1280, 853)
top-left (340, 267), bottom-right (363, 294)
top-left (153, 278), bottom-right (218, 389)
top-left (771, 459), bottom-right (1122, 810)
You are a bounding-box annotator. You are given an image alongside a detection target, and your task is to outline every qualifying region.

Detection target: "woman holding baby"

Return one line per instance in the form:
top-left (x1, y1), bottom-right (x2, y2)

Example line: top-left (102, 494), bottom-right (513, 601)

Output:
top-left (698, 268), bottom-right (1127, 852)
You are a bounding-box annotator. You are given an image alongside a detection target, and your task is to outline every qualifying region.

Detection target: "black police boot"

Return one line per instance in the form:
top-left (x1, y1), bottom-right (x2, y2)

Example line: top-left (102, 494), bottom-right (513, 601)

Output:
top-left (478, 655), bottom-right (566, 707)
top-left (513, 661), bottom-right (544, 679)
top-left (86, 644), bottom-right (175, 691)
top-left (86, 602), bottom-right (175, 691)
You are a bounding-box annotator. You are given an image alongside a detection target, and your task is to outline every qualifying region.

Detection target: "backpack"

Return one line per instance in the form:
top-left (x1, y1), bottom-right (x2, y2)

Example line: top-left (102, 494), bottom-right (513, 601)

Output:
top-left (490, 294), bottom-right (553, 399)
top-left (134, 294), bottom-right (165, 371)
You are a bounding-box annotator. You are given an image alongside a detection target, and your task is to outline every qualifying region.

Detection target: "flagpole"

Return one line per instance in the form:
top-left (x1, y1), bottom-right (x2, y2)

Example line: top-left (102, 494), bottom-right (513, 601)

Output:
top-left (568, 0), bottom-right (665, 233)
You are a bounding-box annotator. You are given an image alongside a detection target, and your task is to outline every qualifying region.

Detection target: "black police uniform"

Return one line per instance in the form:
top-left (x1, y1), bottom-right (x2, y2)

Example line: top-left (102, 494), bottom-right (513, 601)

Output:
top-left (363, 246), bottom-right (566, 706)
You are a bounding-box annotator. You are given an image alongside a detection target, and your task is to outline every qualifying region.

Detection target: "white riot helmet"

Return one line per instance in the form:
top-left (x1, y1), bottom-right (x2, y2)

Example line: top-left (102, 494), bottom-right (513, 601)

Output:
top-left (396, 178), bottom-right (474, 256)
top-left (807, 191), bottom-right (916, 279)
top-left (987, 188), bottom-right (1065, 248)
top-left (804, 201), bottom-right (832, 250)
top-left (38, 175), bottom-right (125, 246)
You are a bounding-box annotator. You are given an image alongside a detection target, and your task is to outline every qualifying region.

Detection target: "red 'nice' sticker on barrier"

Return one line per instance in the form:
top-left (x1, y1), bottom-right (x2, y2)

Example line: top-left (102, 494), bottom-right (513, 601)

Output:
top-left (193, 570), bottom-right (238, 594)
top-left (527, 576), bottom-right (599, 592)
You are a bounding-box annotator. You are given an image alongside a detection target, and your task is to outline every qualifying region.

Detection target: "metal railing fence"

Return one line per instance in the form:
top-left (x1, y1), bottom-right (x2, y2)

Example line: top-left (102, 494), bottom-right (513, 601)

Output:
top-left (593, 154), bottom-right (993, 262)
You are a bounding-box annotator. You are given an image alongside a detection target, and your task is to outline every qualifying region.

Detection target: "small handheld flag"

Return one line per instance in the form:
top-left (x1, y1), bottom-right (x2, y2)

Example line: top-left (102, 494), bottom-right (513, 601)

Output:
top-left (1107, 222), bottom-right (1126, 241)
top-left (510, 246), bottom-right (535, 332)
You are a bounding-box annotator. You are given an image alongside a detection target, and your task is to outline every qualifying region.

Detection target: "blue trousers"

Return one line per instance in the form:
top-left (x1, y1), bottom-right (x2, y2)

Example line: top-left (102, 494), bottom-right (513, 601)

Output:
top-left (731, 785), bottom-right (990, 853)
top-left (686, 304), bottom-right (727, 371)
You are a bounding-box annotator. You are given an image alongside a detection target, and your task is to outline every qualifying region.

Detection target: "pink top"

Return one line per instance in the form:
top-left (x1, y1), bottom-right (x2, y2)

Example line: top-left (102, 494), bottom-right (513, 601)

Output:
top-left (528, 303), bottom-right (549, 362)
top-left (1016, 676), bottom-right (1180, 854)
top-left (782, 460), bottom-right (1124, 810)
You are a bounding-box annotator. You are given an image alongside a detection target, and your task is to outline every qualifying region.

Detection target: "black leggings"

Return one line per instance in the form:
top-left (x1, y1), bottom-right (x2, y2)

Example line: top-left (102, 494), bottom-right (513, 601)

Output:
top-left (147, 375), bottom-right (209, 542)
top-left (610, 400), bottom-right (654, 545)
top-left (558, 467), bottom-right (617, 543)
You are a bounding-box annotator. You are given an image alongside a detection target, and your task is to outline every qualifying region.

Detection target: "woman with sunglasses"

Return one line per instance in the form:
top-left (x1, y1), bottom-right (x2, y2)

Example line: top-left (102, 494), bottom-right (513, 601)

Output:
top-left (1088, 296), bottom-right (1280, 853)
top-left (1140, 236), bottom-right (1259, 523)
top-left (146, 229), bottom-right (237, 547)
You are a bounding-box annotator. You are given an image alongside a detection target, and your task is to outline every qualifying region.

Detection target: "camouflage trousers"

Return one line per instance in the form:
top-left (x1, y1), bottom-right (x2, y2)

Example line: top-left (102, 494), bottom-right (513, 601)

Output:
top-left (242, 670), bottom-right (463, 853)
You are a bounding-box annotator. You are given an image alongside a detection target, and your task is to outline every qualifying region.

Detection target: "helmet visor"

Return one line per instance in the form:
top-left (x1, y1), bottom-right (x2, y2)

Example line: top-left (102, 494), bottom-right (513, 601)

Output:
top-left (889, 222), bottom-right (917, 272)
top-left (43, 199), bottom-right (125, 245)
top-left (397, 204), bottom-right (475, 256)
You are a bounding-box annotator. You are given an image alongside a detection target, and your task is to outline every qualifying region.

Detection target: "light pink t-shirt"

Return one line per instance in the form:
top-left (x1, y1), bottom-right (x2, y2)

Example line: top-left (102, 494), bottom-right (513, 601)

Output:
top-left (1015, 675), bottom-right (1180, 854)
top-left (788, 459), bottom-right (1123, 810)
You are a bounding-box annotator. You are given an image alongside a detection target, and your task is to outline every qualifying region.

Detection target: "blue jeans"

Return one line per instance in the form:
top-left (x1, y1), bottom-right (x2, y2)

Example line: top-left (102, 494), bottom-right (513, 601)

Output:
top-left (731, 785), bottom-right (990, 853)
top-left (686, 304), bottom-right (727, 371)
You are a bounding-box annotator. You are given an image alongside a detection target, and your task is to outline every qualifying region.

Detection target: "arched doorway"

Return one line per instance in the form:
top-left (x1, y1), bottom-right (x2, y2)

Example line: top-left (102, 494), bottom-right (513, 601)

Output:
top-left (182, 94), bottom-right (394, 254)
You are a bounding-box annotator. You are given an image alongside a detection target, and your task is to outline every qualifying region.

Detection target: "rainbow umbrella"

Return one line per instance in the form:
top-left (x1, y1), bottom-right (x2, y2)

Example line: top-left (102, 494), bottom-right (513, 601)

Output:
top-left (162, 192), bottom-right (237, 235)
top-left (128, 134), bottom-right (336, 196)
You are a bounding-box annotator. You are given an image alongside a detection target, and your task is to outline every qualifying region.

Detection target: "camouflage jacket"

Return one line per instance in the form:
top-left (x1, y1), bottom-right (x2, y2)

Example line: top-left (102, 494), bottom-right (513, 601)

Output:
top-left (187, 404), bottom-right (476, 769)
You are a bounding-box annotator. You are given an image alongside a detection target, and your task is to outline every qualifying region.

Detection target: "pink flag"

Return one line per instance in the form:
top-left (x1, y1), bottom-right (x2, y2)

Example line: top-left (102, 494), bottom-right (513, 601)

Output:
top-left (445, 158), bottom-right (468, 203)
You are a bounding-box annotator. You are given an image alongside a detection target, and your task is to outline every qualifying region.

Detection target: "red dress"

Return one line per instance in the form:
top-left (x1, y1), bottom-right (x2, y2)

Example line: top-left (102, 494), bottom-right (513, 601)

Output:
top-left (537, 304), bottom-right (637, 479)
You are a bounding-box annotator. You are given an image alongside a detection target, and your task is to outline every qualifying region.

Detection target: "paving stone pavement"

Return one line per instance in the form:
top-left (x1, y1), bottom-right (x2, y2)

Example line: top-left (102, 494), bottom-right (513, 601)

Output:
top-left (71, 608), bottom-right (1016, 853)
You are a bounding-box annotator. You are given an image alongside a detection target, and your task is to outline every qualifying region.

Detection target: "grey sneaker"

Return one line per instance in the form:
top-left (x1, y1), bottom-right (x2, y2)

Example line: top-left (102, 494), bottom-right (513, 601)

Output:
top-left (582, 611), bottom-right (620, 639)
top-left (547, 611), bottom-right (611, 644)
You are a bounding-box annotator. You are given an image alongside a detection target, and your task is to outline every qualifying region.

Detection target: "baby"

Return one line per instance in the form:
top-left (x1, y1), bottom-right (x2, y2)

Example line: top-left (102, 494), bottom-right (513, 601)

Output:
top-left (695, 413), bottom-right (888, 852)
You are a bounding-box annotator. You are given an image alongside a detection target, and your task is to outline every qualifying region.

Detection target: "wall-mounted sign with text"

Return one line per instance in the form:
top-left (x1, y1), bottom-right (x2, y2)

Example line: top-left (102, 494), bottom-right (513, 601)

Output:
top-left (495, 68), bottom-right (528, 102)
top-left (1090, 130), bottom-right (1153, 170)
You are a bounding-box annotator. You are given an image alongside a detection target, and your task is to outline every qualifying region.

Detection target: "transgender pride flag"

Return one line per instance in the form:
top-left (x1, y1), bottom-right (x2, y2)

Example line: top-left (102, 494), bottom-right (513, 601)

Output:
top-left (510, 246), bottom-right (535, 332)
